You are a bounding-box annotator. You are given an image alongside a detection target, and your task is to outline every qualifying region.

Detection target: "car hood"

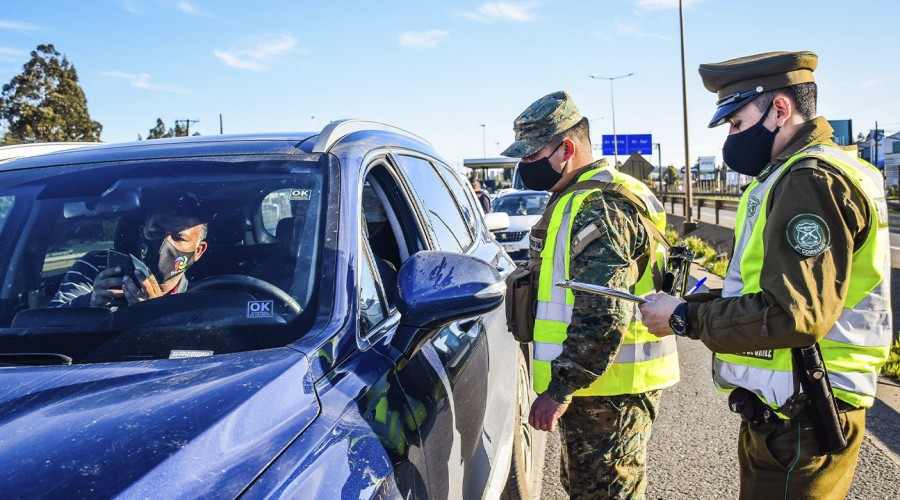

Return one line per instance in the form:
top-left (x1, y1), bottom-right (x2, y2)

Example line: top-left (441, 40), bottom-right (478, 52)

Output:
top-left (504, 214), bottom-right (542, 232)
top-left (0, 348), bottom-right (318, 498)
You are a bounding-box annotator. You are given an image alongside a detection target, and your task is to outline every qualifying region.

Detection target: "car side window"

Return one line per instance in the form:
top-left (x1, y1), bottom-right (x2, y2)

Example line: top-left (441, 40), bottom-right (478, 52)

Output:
top-left (396, 155), bottom-right (473, 252)
top-left (434, 162), bottom-right (479, 235)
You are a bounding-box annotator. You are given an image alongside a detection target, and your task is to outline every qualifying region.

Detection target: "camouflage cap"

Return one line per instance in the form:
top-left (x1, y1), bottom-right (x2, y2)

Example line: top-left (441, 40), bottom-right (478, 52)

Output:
top-left (502, 90), bottom-right (583, 158)
top-left (699, 51), bottom-right (818, 127)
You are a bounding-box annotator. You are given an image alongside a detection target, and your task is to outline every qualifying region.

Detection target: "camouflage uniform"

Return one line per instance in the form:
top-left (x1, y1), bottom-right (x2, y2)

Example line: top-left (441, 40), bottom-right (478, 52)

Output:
top-left (503, 91), bottom-right (666, 499)
top-left (544, 182), bottom-right (661, 499)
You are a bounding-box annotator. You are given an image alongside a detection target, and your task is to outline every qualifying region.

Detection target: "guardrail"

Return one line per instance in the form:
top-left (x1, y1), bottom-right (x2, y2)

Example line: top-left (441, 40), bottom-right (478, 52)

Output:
top-left (657, 192), bottom-right (741, 226)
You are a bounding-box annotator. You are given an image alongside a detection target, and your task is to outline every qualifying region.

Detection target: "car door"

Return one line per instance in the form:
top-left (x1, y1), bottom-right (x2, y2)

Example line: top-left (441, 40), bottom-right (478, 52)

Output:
top-left (388, 153), bottom-right (494, 498)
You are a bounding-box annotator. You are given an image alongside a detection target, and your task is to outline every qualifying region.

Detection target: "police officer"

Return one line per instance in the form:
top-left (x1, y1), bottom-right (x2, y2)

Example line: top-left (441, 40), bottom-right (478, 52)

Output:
top-left (503, 90), bottom-right (679, 498)
top-left (639, 51), bottom-right (892, 499)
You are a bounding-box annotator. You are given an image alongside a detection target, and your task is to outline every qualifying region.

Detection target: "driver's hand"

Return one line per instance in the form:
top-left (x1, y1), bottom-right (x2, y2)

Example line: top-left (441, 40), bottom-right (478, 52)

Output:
top-left (122, 271), bottom-right (163, 305)
top-left (90, 267), bottom-right (126, 307)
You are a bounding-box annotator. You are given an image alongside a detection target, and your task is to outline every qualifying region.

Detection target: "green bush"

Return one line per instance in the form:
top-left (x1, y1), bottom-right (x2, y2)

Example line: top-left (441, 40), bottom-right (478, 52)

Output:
top-left (664, 224), bottom-right (679, 246)
top-left (883, 338), bottom-right (900, 381)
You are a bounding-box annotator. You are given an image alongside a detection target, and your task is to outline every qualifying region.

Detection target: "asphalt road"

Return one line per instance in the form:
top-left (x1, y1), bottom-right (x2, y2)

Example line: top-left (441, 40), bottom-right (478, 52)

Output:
top-left (538, 265), bottom-right (900, 499)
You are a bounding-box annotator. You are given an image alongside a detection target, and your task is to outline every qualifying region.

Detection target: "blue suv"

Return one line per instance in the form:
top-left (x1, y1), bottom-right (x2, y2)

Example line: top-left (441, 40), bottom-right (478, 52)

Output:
top-left (0, 120), bottom-right (544, 498)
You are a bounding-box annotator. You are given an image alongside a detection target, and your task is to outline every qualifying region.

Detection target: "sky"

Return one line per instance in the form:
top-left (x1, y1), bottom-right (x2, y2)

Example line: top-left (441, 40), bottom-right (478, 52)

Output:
top-left (1, 0), bottom-right (898, 172)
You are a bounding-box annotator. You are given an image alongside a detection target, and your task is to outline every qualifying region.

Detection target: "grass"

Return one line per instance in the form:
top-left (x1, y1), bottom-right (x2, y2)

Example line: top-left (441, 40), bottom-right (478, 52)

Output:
top-left (883, 339), bottom-right (900, 380)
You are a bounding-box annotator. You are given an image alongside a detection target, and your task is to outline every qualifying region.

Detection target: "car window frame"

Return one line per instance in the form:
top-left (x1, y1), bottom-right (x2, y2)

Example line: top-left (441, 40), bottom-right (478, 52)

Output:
top-left (355, 154), bottom-right (423, 348)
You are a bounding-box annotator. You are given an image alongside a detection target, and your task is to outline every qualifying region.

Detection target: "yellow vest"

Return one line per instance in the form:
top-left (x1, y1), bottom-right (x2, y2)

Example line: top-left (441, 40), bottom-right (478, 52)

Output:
top-left (532, 166), bottom-right (680, 396)
top-left (715, 144), bottom-right (892, 410)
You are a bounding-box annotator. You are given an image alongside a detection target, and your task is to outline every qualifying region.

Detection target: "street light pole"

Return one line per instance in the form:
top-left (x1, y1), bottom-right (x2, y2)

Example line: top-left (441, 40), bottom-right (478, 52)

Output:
top-left (678, 0), bottom-right (695, 228)
top-left (480, 124), bottom-right (486, 158)
top-left (590, 73), bottom-right (633, 167)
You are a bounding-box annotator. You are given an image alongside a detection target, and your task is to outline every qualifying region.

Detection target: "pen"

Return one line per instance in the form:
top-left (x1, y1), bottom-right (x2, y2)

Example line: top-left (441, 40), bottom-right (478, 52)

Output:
top-left (686, 277), bottom-right (707, 295)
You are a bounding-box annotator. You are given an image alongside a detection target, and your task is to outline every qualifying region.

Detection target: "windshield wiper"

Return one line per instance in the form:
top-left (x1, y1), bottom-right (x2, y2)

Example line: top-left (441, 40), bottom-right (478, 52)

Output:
top-left (0, 353), bottom-right (73, 366)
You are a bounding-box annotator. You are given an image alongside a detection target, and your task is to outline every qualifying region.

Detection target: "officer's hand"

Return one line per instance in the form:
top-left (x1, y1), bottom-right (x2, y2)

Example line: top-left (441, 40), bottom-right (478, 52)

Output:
top-left (90, 267), bottom-right (126, 307)
top-left (638, 293), bottom-right (684, 337)
top-left (529, 393), bottom-right (569, 433)
top-left (122, 271), bottom-right (163, 305)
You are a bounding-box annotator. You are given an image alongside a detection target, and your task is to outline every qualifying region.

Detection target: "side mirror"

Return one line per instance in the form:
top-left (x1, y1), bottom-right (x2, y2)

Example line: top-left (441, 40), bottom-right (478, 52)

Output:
top-left (393, 251), bottom-right (505, 353)
top-left (483, 212), bottom-right (509, 232)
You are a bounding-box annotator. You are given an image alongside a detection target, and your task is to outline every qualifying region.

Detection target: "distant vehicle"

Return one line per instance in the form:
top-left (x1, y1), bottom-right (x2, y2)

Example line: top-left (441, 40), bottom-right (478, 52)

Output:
top-left (491, 190), bottom-right (551, 262)
top-left (0, 141), bottom-right (100, 163)
top-left (0, 120), bottom-right (544, 498)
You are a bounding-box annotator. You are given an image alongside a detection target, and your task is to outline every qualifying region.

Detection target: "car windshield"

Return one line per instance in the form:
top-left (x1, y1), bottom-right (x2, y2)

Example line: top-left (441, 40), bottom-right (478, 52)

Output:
top-left (491, 192), bottom-right (549, 216)
top-left (0, 155), bottom-right (334, 365)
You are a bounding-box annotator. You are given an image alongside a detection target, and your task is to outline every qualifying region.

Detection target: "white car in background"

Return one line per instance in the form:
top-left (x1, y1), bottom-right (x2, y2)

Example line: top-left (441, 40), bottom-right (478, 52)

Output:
top-left (491, 190), bottom-right (550, 262)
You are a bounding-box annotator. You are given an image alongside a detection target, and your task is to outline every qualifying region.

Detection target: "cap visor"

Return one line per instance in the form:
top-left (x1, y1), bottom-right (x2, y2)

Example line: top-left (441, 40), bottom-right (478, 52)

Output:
top-left (501, 140), bottom-right (528, 158)
top-left (708, 95), bottom-right (757, 128)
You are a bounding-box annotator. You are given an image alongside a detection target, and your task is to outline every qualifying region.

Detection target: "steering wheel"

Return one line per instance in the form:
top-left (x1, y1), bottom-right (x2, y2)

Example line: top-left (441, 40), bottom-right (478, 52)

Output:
top-left (189, 274), bottom-right (303, 318)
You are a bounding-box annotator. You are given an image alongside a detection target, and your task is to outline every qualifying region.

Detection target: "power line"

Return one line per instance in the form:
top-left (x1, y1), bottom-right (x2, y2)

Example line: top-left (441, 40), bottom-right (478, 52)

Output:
top-left (174, 118), bottom-right (199, 137)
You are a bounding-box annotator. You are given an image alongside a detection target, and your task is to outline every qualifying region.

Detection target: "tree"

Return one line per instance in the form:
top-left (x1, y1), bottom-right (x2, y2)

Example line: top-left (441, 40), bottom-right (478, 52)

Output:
top-left (146, 118), bottom-right (172, 140)
top-left (142, 118), bottom-right (200, 140)
top-left (0, 44), bottom-right (102, 144)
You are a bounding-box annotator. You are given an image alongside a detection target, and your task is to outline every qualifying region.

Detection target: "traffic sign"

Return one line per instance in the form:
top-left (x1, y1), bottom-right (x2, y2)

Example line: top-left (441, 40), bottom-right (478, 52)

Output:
top-left (601, 134), bottom-right (653, 156)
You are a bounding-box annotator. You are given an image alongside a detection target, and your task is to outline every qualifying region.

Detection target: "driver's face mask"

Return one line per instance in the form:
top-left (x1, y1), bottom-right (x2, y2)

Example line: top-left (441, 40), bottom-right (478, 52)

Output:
top-left (139, 227), bottom-right (199, 282)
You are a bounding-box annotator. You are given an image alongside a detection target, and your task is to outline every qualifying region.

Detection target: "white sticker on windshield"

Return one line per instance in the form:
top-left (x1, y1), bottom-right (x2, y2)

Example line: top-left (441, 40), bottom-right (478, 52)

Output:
top-left (290, 189), bottom-right (311, 201)
top-left (247, 300), bottom-right (274, 318)
top-left (169, 350), bottom-right (214, 359)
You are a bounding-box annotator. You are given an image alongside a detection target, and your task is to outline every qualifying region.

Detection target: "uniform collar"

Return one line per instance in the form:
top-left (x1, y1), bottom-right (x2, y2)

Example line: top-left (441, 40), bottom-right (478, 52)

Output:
top-left (756, 117), bottom-right (834, 182)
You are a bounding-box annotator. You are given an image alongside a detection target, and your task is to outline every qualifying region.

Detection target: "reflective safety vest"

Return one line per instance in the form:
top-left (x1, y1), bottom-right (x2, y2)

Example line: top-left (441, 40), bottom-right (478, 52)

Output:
top-left (532, 166), bottom-right (680, 396)
top-left (715, 144), bottom-right (892, 410)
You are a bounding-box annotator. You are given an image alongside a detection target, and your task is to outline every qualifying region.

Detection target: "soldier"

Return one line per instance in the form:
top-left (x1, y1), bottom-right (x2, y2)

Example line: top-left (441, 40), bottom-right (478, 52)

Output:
top-left (639, 51), bottom-right (892, 499)
top-left (502, 90), bottom-right (679, 498)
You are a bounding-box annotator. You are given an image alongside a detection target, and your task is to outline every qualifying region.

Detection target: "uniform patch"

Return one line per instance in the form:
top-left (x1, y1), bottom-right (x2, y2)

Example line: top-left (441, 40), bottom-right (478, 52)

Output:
top-left (786, 213), bottom-right (830, 257)
top-left (736, 349), bottom-right (773, 361)
top-left (747, 196), bottom-right (760, 218)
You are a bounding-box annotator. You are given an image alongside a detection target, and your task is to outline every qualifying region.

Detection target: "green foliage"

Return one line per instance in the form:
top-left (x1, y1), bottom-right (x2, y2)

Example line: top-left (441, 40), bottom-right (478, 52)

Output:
top-left (142, 118), bottom-right (198, 140)
top-left (883, 338), bottom-right (900, 380)
top-left (0, 44), bottom-right (101, 143)
top-left (664, 224), bottom-right (679, 246)
top-left (674, 234), bottom-right (730, 277)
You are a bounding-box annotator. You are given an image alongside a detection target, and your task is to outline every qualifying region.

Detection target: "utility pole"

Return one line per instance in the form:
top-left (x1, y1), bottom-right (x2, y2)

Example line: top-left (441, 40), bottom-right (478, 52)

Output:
top-left (175, 118), bottom-right (199, 137)
top-left (219, 114), bottom-right (223, 134)
top-left (654, 143), bottom-right (663, 193)
top-left (679, 0), bottom-right (695, 230)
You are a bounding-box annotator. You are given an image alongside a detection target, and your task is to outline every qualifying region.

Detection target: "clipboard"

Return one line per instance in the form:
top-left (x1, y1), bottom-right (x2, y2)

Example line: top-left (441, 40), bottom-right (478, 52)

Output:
top-left (555, 280), bottom-right (648, 304)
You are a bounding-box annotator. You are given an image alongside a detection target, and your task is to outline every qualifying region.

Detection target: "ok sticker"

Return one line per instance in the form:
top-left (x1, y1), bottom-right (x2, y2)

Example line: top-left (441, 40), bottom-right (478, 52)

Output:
top-left (290, 189), bottom-right (311, 201)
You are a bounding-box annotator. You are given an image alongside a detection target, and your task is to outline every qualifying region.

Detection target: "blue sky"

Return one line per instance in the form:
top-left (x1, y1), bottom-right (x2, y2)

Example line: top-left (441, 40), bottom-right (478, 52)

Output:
top-left (1, 0), bottom-right (898, 171)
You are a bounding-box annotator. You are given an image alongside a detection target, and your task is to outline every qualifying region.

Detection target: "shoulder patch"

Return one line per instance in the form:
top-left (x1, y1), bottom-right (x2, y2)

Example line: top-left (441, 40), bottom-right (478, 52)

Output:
top-left (786, 213), bottom-right (831, 257)
top-left (747, 196), bottom-right (760, 218)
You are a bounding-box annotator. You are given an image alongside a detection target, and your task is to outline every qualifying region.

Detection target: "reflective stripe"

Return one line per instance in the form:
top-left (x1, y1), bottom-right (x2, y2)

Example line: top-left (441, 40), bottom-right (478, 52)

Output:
top-left (825, 301), bottom-right (892, 348)
top-left (534, 342), bottom-right (564, 362)
top-left (714, 357), bottom-right (878, 408)
top-left (536, 300), bottom-right (573, 323)
top-left (614, 336), bottom-right (678, 363)
top-left (536, 337), bottom-right (677, 364)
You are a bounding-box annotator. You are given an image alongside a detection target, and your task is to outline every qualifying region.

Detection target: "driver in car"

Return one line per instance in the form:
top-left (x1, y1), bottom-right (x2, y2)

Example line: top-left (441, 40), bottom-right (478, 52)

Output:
top-left (48, 194), bottom-right (209, 308)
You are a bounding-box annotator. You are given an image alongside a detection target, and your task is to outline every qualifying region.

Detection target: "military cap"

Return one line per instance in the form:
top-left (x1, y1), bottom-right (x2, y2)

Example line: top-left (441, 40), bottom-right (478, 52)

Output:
top-left (502, 90), bottom-right (583, 158)
top-left (699, 51), bottom-right (818, 128)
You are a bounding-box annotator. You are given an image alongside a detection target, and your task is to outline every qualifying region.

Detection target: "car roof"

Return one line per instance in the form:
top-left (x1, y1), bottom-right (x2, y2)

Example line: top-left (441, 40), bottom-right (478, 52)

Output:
top-left (0, 120), bottom-right (443, 171)
top-left (500, 190), bottom-right (549, 197)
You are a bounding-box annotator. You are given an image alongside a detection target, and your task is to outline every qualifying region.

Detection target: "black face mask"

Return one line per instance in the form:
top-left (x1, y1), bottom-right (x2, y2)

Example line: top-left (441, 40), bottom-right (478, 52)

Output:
top-left (722, 104), bottom-right (781, 177)
top-left (518, 142), bottom-right (564, 191)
